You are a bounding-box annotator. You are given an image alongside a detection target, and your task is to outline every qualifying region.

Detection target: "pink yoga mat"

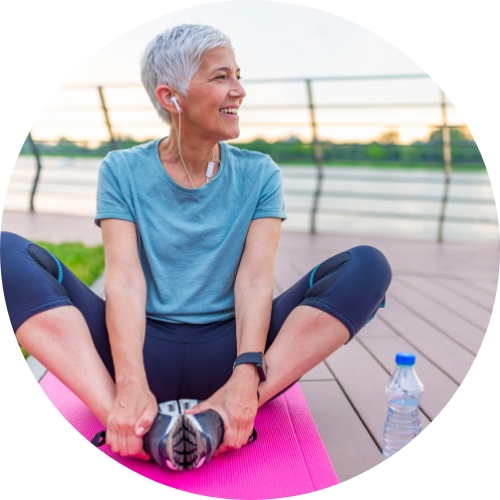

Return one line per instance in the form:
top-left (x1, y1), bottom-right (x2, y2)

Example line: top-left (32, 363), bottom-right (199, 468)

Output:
top-left (40, 373), bottom-right (338, 498)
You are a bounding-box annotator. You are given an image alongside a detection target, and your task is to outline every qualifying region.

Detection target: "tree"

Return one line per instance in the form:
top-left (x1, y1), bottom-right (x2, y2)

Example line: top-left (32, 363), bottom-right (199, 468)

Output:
top-left (377, 130), bottom-right (400, 144)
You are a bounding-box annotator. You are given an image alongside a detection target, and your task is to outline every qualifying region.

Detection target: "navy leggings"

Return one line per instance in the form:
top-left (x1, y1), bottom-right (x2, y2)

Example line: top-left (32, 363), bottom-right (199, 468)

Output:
top-left (1, 231), bottom-right (391, 402)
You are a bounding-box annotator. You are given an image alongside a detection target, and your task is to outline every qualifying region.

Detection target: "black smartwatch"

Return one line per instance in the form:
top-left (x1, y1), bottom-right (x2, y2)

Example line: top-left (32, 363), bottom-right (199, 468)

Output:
top-left (233, 352), bottom-right (267, 382)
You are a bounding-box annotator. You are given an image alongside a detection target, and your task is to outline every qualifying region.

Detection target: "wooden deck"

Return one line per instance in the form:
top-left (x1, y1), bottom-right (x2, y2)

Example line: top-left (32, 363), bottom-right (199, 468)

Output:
top-left (8, 211), bottom-right (498, 483)
top-left (279, 231), bottom-right (499, 482)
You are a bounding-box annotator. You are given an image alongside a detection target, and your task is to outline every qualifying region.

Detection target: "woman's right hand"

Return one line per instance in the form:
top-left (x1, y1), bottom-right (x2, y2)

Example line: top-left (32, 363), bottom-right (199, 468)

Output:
top-left (106, 381), bottom-right (158, 460)
top-left (101, 219), bottom-right (156, 460)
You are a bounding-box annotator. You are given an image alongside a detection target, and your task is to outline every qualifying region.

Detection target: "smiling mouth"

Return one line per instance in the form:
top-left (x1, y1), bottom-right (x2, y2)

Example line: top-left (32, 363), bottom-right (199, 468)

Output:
top-left (218, 107), bottom-right (239, 116)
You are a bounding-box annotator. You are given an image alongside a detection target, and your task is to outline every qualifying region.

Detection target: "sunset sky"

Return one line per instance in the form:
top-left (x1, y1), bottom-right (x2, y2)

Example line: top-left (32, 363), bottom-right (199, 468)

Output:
top-left (32, 1), bottom-right (465, 145)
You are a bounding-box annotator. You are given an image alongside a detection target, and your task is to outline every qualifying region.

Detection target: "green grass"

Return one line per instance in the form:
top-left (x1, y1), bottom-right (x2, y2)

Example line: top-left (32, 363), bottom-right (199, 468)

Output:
top-left (279, 160), bottom-right (487, 171)
top-left (20, 241), bottom-right (105, 359)
top-left (33, 241), bottom-right (105, 286)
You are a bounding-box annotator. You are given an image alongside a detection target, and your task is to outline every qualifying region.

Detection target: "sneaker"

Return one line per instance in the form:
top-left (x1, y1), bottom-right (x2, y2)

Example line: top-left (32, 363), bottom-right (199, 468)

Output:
top-left (145, 400), bottom-right (185, 471)
top-left (179, 399), bottom-right (225, 470)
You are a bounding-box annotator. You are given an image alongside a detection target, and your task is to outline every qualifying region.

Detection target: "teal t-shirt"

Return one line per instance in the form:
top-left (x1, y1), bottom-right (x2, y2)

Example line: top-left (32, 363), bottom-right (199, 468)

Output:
top-left (95, 139), bottom-right (287, 324)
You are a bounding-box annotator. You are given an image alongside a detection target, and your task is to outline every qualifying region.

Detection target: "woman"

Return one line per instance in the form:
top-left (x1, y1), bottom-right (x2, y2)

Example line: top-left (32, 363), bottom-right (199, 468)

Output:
top-left (1, 24), bottom-right (391, 471)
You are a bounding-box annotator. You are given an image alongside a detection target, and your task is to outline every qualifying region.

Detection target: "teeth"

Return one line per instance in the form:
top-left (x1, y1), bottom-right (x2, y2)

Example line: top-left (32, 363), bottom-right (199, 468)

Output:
top-left (219, 108), bottom-right (238, 115)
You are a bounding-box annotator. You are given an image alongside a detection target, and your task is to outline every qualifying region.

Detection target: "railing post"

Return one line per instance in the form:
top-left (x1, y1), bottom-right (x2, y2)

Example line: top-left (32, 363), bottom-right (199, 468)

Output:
top-left (97, 86), bottom-right (118, 151)
top-left (437, 89), bottom-right (452, 243)
top-left (306, 79), bottom-right (324, 234)
top-left (27, 132), bottom-right (43, 212)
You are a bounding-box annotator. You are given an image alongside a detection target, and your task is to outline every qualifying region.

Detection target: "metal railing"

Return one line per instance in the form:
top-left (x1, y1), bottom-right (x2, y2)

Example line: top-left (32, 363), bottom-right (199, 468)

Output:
top-left (24, 73), bottom-right (495, 242)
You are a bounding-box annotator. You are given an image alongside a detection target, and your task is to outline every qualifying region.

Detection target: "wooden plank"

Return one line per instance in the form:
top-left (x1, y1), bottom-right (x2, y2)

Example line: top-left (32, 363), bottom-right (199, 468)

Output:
top-left (387, 279), bottom-right (485, 354)
top-left (463, 279), bottom-right (499, 295)
top-left (387, 260), bottom-right (498, 282)
top-left (300, 361), bottom-right (334, 381)
top-left (358, 336), bottom-right (459, 421)
top-left (397, 276), bottom-right (492, 331)
top-left (26, 356), bottom-right (47, 382)
top-left (427, 277), bottom-right (496, 311)
top-left (276, 234), bottom-right (498, 282)
top-left (1, 210), bottom-right (102, 246)
top-left (274, 258), bottom-right (301, 293)
top-left (394, 268), bottom-right (498, 282)
top-left (357, 316), bottom-right (398, 339)
top-left (379, 298), bottom-right (475, 384)
top-left (277, 232), bottom-right (498, 263)
top-left (300, 380), bottom-right (383, 482)
top-left (357, 303), bottom-right (458, 421)
top-left (391, 262), bottom-right (499, 277)
top-left (325, 339), bottom-right (430, 450)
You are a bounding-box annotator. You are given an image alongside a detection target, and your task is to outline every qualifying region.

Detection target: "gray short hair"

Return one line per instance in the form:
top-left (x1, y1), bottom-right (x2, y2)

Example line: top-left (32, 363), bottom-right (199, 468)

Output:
top-left (140, 24), bottom-right (233, 124)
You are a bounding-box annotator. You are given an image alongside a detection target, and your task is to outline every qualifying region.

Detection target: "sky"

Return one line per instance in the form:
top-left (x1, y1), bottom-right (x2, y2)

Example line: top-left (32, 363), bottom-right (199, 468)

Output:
top-left (33, 1), bottom-right (465, 145)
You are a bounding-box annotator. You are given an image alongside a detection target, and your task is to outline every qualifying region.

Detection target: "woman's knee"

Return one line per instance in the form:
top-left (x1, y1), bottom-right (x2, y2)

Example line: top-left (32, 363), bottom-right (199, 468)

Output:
top-left (1, 231), bottom-right (28, 263)
top-left (302, 245), bottom-right (391, 339)
top-left (308, 245), bottom-right (391, 298)
top-left (16, 305), bottom-right (79, 344)
top-left (347, 245), bottom-right (392, 292)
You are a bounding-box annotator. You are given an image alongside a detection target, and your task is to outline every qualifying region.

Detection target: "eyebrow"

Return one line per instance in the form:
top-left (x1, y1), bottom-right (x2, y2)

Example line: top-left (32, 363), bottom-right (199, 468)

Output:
top-left (212, 66), bottom-right (241, 73)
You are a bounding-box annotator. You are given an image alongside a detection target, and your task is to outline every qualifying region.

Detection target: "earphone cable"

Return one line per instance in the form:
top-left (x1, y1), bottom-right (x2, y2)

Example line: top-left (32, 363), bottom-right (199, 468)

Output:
top-left (177, 111), bottom-right (217, 189)
top-left (177, 111), bottom-right (197, 189)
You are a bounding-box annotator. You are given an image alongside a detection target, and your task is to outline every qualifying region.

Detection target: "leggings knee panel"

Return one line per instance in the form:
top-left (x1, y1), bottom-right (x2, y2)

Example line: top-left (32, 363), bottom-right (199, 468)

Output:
top-left (27, 244), bottom-right (63, 283)
top-left (302, 245), bottom-right (392, 339)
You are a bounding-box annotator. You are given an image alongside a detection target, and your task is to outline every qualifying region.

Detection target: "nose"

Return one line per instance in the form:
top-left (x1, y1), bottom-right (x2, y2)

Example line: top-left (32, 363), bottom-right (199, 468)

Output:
top-left (229, 77), bottom-right (246, 100)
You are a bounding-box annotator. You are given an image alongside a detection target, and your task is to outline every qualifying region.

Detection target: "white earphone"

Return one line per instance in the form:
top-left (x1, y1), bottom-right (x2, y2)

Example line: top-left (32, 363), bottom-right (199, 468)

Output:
top-left (170, 96), bottom-right (181, 112)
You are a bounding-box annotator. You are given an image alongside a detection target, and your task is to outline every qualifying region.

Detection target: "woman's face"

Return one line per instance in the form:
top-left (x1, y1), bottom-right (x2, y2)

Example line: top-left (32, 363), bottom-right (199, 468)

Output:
top-left (181, 46), bottom-right (246, 142)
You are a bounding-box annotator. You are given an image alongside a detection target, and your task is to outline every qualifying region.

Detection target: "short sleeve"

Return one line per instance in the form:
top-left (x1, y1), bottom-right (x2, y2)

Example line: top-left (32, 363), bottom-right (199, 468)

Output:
top-left (94, 155), bottom-right (135, 227)
top-left (252, 158), bottom-right (287, 221)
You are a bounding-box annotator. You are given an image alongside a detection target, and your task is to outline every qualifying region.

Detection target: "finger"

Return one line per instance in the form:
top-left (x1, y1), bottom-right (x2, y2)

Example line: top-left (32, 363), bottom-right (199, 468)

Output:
top-left (117, 431), bottom-right (129, 457)
top-left (126, 431), bottom-right (142, 457)
top-left (127, 432), bottom-right (148, 458)
top-left (107, 423), bottom-right (122, 454)
top-left (135, 406), bottom-right (157, 437)
top-left (106, 428), bottom-right (118, 453)
top-left (232, 422), bottom-right (242, 450)
top-left (223, 428), bottom-right (237, 450)
top-left (214, 443), bottom-right (230, 456)
top-left (184, 401), bottom-right (209, 415)
top-left (132, 450), bottom-right (151, 461)
top-left (235, 422), bottom-right (249, 450)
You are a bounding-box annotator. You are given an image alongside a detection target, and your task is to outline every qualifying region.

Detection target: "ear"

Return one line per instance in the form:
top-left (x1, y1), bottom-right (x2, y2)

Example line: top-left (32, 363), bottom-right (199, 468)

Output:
top-left (155, 85), bottom-right (180, 114)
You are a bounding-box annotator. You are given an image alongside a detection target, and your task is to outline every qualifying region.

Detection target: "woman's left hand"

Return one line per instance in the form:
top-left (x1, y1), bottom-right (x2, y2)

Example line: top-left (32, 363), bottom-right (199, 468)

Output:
top-left (184, 364), bottom-right (259, 455)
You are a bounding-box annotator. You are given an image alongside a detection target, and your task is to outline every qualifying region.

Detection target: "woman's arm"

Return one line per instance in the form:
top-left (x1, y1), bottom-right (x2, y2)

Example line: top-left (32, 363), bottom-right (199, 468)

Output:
top-left (234, 218), bottom-right (281, 355)
top-left (185, 217), bottom-right (281, 453)
top-left (101, 218), bottom-right (158, 459)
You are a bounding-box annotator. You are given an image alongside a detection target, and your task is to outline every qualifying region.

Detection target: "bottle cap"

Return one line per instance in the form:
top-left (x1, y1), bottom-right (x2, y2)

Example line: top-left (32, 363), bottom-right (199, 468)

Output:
top-left (395, 352), bottom-right (416, 365)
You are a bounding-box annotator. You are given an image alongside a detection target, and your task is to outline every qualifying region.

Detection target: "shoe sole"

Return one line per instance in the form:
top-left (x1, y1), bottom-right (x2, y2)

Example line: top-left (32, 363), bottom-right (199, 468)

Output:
top-left (183, 415), bottom-right (210, 470)
top-left (165, 415), bottom-right (185, 471)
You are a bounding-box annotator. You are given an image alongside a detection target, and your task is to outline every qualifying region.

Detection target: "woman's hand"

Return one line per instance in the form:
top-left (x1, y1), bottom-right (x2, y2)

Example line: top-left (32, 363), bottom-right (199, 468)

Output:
top-left (106, 381), bottom-right (158, 460)
top-left (185, 364), bottom-right (260, 455)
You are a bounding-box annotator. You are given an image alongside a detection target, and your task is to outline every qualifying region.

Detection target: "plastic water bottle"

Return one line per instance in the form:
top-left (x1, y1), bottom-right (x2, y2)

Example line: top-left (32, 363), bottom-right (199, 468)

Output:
top-left (382, 352), bottom-right (424, 459)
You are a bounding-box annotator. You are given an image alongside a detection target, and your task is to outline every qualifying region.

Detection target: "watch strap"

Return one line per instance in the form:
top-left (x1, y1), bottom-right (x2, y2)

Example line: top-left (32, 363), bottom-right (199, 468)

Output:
top-left (233, 352), bottom-right (266, 382)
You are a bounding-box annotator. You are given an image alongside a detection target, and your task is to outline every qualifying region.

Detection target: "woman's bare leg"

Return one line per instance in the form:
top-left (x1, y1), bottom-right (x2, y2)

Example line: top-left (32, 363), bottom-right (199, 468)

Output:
top-left (257, 305), bottom-right (349, 406)
top-left (16, 305), bottom-right (116, 425)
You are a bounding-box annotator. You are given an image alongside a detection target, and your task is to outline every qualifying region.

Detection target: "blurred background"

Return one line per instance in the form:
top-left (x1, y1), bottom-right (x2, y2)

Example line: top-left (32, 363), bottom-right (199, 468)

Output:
top-left (5, 1), bottom-right (497, 243)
